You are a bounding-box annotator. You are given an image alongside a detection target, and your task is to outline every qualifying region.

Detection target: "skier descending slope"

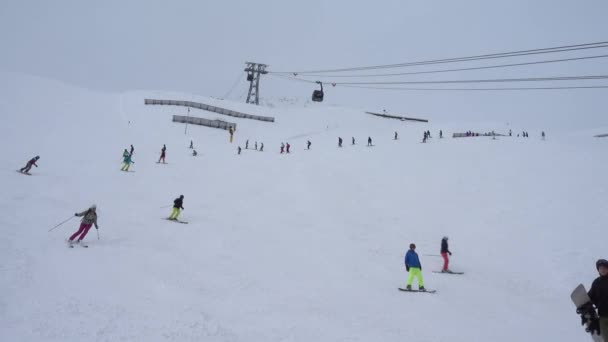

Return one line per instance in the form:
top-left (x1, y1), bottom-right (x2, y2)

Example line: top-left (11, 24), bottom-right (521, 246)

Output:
top-left (440, 237), bottom-right (452, 272)
top-left (158, 144), bottom-right (167, 164)
top-left (68, 205), bottom-right (99, 247)
top-left (19, 155), bottom-right (40, 174)
top-left (168, 195), bottom-right (185, 221)
top-left (121, 150), bottom-right (134, 171)
top-left (404, 243), bottom-right (425, 291)
top-left (588, 259), bottom-right (608, 341)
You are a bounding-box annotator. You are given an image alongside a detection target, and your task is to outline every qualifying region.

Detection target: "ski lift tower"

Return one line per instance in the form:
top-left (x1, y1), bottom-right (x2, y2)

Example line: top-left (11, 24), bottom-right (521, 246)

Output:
top-left (244, 62), bottom-right (268, 105)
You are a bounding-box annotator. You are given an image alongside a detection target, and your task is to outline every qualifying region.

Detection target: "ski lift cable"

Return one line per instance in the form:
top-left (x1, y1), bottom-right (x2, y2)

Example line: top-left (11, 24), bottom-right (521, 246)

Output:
top-left (269, 41), bottom-right (608, 74)
top-left (277, 75), bottom-right (608, 86)
top-left (283, 54), bottom-right (608, 79)
top-left (338, 84), bottom-right (608, 91)
top-left (222, 71), bottom-right (246, 99)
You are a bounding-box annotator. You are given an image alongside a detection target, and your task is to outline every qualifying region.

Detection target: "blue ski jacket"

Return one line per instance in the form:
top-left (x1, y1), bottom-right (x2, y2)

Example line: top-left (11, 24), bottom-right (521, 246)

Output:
top-left (405, 250), bottom-right (422, 269)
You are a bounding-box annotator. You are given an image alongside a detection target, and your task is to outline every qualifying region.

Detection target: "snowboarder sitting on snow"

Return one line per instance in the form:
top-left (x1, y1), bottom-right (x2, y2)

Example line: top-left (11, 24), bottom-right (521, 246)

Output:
top-left (68, 204), bottom-right (99, 245)
top-left (168, 195), bottom-right (184, 221)
top-left (440, 237), bottom-right (453, 272)
top-left (192, 150), bottom-right (198, 156)
top-left (19, 155), bottom-right (39, 174)
top-left (405, 243), bottom-right (425, 291)
top-left (586, 259), bottom-right (608, 341)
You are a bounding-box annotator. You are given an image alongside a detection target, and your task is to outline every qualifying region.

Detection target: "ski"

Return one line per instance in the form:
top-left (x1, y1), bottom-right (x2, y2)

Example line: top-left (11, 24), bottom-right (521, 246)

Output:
top-left (163, 218), bottom-right (188, 224)
top-left (433, 271), bottom-right (464, 275)
top-left (398, 288), bottom-right (436, 294)
top-left (16, 170), bottom-right (31, 175)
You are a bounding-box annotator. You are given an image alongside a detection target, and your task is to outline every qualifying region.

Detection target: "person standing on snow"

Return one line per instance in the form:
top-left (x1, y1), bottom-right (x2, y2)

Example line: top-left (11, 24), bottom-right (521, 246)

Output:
top-left (307, 140), bottom-right (311, 150)
top-left (280, 143), bottom-right (285, 154)
top-left (19, 156), bottom-right (40, 174)
top-left (130, 144), bottom-right (135, 155)
top-left (286, 143), bottom-right (291, 153)
top-left (405, 243), bottom-right (425, 291)
top-left (440, 237), bottom-right (453, 272)
top-left (158, 144), bottom-right (167, 163)
top-left (168, 195), bottom-right (185, 220)
top-left (246, 140), bottom-right (249, 149)
top-left (352, 137), bottom-right (355, 145)
top-left (367, 137), bottom-right (372, 146)
top-left (260, 143), bottom-right (264, 152)
top-left (121, 151), bottom-right (134, 171)
top-left (394, 132), bottom-right (398, 140)
top-left (587, 259), bottom-right (608, 341)
top-left (439, 130), bottom-right (443, 139)
top-left (338, 137), bottom-right (343, 147)
top-left (68, 205), bottom-right (99, 245)
top-left (189, 140), bottom-right (193, 149)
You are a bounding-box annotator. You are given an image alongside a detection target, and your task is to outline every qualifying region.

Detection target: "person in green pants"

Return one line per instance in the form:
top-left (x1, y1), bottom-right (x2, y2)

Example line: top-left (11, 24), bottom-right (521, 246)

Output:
top-left (169, 195), bottom-right (184, 220)
top-left (405, 243), bottom-right (425, 291)
top-left (121, 150), bottom-right (134, 171)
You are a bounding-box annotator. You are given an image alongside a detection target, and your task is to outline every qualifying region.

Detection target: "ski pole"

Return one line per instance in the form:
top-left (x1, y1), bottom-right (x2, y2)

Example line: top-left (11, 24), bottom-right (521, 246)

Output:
top-left (96, 228), bottom-right (100, 240)
top-left (48, 215), bottom-right (75, 232)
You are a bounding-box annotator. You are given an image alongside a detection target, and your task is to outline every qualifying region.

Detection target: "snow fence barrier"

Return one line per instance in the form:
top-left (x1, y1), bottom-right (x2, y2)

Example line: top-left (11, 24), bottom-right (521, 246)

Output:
top-left (145, 99), bottom-right (275, 123)
top-left (172, 115), bottom-right (236, 131)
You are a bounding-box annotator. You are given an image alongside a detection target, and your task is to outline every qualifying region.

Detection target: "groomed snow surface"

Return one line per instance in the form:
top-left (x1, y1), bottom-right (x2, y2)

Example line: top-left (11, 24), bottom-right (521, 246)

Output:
top-left (1, 72), bottom-right (606, 341)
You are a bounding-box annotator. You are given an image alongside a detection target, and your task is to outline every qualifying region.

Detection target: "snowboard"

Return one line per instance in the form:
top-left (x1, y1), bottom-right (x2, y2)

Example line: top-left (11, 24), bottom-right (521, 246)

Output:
top-left (570, 283), bottom-right (603, 342)
top-left (163, 218), bottom-right (188, 224)
top-left (16, 170), bottom-right (31, 175)
top-left (433, 271), bottom-right (464, 275)
top-left (398, 288), bottom-right (436, 294)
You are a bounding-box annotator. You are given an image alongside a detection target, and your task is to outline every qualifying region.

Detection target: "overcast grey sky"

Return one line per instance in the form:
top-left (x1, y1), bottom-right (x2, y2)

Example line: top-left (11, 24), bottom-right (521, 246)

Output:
top-left (1, 0), bottom-right (607, 128)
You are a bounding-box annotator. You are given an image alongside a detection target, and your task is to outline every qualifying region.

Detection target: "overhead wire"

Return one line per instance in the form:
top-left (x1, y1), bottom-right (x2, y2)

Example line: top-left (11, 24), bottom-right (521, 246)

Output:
top-left (339, 84), bottom-right (608, 91)
top-left (284, 54), bottom-right (608, 79)
top-left (269, 41), bottom-right (608, 74)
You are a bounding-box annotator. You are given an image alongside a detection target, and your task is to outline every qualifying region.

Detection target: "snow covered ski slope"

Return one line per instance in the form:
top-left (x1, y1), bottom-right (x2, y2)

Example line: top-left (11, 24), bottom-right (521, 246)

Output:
top-left (1, 71), bottom-right (607, 341)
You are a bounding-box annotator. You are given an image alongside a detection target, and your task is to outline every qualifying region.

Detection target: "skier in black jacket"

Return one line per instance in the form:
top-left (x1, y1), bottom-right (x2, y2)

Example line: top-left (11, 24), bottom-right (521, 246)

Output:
top-left (440, 237), bottom-right (452, 272)
top-left (168, 195), bottom-right (184, 220)
top-left (589, 259), bottom-right (608, 341)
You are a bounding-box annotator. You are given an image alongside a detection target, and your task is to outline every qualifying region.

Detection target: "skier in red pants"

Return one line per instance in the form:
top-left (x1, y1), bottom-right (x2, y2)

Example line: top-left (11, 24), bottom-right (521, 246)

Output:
top-left (440, 236), bottom-right (452, 272)
top-left (68, 205), bottom-right (99, 246)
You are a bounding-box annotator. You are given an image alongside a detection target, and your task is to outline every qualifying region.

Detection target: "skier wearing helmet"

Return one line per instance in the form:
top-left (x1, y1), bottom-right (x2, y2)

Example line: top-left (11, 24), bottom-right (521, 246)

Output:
top-left (588, 259), bottom-right (608, 341)
top-left (168, 195), bottom-right (184, 221)
top-left (68, 205), bottom-right (99, 246)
